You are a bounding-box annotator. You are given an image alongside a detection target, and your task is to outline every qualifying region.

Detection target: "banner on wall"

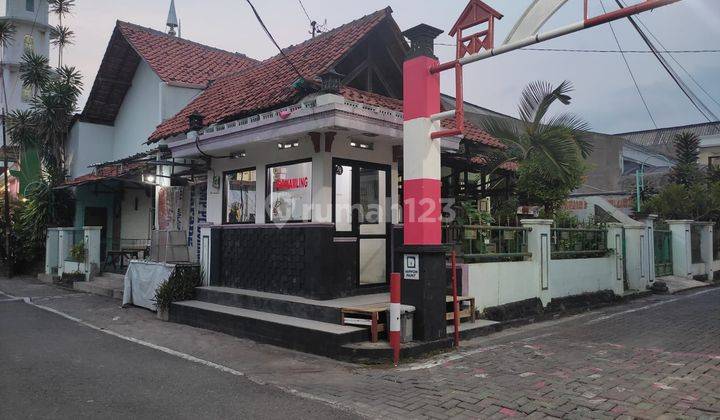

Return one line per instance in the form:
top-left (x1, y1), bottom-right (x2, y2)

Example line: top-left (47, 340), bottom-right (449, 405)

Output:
top-left (157, 186), bottom-right (184, 231)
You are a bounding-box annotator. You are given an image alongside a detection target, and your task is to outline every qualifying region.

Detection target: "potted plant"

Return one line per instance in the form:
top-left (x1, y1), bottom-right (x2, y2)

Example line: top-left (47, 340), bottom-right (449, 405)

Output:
top-left (62, 242), bottom-right (87, 277)
top-left (153, 265), bottom-right (202, 321)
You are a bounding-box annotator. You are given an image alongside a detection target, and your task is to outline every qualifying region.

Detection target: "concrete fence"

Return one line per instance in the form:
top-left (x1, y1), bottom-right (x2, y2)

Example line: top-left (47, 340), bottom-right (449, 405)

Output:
top-left (45, 226), bottom-right (102, 281)
top-left (462, 216), bottom-right (719, 314)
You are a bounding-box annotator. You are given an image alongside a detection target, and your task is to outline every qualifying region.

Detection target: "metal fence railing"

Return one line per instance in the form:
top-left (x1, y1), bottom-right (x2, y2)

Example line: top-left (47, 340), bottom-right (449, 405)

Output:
top-left (444, 225), bottom-right (531, 262)
top-left (550, 228), bottom-right (608, 259)
top-left (654, 229), bottom-right (673, 277)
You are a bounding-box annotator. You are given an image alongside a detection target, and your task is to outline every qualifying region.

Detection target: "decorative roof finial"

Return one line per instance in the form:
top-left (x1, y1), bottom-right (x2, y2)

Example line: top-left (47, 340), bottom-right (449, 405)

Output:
top-left (167, 0), bottom-right (179, 36)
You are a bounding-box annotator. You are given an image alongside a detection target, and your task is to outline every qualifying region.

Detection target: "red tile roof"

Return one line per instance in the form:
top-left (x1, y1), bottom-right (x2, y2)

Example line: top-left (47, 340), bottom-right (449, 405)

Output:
top-left (63, 162), bottom-right (148, 187)
top-left (117, 21), bottom-right (259, 86)
top-left (149, 8), bottom-right (393, 141)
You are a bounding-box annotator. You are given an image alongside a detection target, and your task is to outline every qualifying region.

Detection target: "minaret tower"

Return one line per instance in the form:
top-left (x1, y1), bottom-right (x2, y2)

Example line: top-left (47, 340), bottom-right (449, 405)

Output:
top-left (0, 0), bottom-right (51, 112)
top-left (166, 0), bottom-right (178, 37)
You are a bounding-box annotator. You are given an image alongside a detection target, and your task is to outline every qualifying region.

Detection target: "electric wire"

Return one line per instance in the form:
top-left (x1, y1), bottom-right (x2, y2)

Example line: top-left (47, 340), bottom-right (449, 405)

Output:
top-left (298, 0), bottom-right (313, 24)
top-left (600, 0), bottom-right (658, 128)
top-left (614, 0), bottom-right (719, 123)
top-left (244, 0), bottom-right (305, 81)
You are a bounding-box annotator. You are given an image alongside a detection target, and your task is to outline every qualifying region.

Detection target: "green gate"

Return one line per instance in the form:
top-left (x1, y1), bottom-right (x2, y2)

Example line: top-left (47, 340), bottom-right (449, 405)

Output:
top-left (654, 230), bottom-right (673, 277)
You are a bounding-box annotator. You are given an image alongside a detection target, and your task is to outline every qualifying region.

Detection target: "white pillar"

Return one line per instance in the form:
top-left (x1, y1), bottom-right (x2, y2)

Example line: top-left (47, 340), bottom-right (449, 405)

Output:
top-left (522, 219), bottom-right (552, 306)
top-left (199, 225), bottom-right (213, 286)
top-left (57, 228), bottom-right (75, 277)
top-left (623, 224), bottom-right (650, 291)
top-left (667, 220), bottom-right (693, 278)
top-left (637, 215), bottom-right (657, 284)
top-left (45, 228), bottom-right (60, 275)
top-left (606, 223), bottom-right (625, 296)
top-left (697, 222), bottom-right (714, 281)
top-left (84, 226), bottom-right (102, 281)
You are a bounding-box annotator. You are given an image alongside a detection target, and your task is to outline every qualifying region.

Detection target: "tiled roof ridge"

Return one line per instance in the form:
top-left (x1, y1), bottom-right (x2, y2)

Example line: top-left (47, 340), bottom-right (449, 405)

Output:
top-left (197, 7), bottom-right (393, 86)
top-left (615, 120), bottom-right (720, 137)
top-left (116, 20), bottom-right (259, 63)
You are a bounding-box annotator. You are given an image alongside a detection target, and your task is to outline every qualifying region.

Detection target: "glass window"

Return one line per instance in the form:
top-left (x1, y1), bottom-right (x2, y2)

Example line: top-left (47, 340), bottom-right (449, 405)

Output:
top-left (26, 0), bottom-right (34, 12)
top-left (267, 161), bottom-right (312, 222)
top-left (358, 167), bottom-right (381, 224)
top-left (334, 164), bottom-right (352, 232)
top-left (23, 35), bottom-right (34, 53)
top-left (224, 168), bottom-right (256, 224)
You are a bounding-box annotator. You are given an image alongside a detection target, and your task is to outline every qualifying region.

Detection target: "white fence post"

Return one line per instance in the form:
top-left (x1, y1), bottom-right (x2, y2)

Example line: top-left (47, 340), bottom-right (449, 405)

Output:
top-left (83, 226), bottom-right (103, 281)
top-left (606, 223), bottom-right (625, 296)
top-left (623, 224), bottom-right (652, 291)
top-left (45, 228), bottom-right (60, 275)
top-left (667, 220), bottom-right (693, 278)
top-left (521, 219), bottom-right (552, 306)
top-left (637, 215), bottom-right (657, 284)
top-left (697, 222), bottom-right (714, 281)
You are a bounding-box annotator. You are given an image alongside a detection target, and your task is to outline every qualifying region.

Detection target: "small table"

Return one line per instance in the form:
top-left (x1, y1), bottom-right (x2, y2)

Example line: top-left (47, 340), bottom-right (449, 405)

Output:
top-left (341, 304), bottom-right (388, 343)
top-left (106, 248), bottom-right (143, 271)
top-left (446, 295), bottom-right (476, 323)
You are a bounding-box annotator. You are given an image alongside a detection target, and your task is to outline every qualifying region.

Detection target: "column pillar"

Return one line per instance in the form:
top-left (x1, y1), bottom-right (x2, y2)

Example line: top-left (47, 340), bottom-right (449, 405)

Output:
top-left (83, 226), bottom-right (102, 281)
top-left (623, 224), bottom-right (650, 291)
top-left (667, 220), bottom-right (693, 278)
top-left (606, 223), bottom-right (625, 296)
top-left (637, 215), bottom-right (657, 284)
top-left (522, 219), bottom-right (552, 305)
top-left (697, 221), bottom-right (714, 281)
top-left (399, 24), bottom-right (447, 342)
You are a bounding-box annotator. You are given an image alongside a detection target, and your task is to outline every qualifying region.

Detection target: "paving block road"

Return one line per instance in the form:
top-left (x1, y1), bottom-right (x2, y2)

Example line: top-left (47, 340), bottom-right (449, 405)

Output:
top-left (1, 277), bottom-right (718, 419)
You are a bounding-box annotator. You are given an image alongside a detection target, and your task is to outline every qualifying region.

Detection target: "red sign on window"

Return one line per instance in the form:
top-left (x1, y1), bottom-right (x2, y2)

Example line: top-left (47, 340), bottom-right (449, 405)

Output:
top-left (273, 177), bottom-right (309, 191)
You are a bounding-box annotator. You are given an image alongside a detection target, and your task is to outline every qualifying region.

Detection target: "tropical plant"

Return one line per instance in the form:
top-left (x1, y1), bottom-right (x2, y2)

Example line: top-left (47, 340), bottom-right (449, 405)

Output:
top-left (669, 132), bottom-right (702, 187)
top-left (481, 81), bottom-right (592, 215)
top-left (19, 51), bottom-right (51, 96)
top-left (69, 242), bottom-right (85, 262)
top-left (154, 266), bottom-right (203, 311)
top-left (0, 20), bottom-right (17, 109)
top-left (50, 25), bottom-right (74, 67)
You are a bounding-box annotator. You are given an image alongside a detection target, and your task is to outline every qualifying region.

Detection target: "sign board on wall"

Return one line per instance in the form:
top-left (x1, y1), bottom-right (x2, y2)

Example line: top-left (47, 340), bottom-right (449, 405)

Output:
top-left (404, 254), bottom-right (420, 280)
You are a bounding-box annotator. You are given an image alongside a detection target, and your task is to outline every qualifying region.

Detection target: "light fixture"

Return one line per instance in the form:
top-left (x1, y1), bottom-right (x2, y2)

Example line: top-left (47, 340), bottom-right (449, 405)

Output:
top-left (142, 174), bottom-right (157, 184)
top-left (230, 151), bottom-right (246, 159)
top-left (278, 141), bottom-right (300, 150)
top-left (350, 140), bottom-right (374, 150)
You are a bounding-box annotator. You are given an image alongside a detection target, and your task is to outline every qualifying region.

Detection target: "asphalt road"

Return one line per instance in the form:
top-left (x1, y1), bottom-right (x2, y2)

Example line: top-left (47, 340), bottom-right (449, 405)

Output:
top-left (0, 300), bottom-right (358, 420)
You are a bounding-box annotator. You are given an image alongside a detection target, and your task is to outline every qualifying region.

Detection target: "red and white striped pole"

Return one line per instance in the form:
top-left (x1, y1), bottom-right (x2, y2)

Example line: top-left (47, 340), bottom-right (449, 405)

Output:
top-left (389, 272), bottom-right (401, 366)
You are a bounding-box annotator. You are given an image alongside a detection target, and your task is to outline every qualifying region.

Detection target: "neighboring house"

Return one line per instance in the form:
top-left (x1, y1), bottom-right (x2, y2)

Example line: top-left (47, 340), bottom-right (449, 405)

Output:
top-left (63, 18), bottom-right (257, 261)
top-left (619, 121), bottom-right (720, 168)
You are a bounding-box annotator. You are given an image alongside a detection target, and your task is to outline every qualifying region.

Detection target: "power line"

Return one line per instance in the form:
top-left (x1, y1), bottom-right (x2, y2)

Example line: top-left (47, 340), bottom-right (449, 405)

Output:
top-left (628, 11), bottom-right (720, 112)
top-left (298, 0), bottom-right (312, 24)
top-left (244, 0), bottom-right (305, 80)
top-left (614, 0), bottom-right (719, 123)
top-left (434, 43), bottom-right (720, 54)
top-left (600, 0), bottom-right (658, 128)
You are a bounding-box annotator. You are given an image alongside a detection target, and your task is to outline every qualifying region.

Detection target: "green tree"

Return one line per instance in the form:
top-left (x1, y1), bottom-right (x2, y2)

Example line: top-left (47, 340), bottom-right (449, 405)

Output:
top-left (482, 81), bottom-right (592, 215)
top-left (19, 51), bottom-right (51, 97)
top-left (670, 132), bottom-right (702, 187)
top-left (50, 25), bottom-right (74, 67)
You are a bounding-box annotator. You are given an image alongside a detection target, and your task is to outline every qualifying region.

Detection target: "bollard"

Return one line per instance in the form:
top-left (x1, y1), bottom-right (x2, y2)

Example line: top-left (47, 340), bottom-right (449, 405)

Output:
top-left (390, 272), bottom-right (401, 366)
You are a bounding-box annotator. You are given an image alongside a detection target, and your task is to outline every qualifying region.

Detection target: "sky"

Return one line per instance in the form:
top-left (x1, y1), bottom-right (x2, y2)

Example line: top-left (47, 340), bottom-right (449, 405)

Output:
top-left (55, 0), bottom-right (720, 135)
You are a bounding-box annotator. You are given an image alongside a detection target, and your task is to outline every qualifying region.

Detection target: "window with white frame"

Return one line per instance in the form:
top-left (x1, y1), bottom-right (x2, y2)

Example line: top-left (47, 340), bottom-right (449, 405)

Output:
top-left (223, 168), bottom-right (257, 224)
top-left (267, 160), bottom-right (312, 222)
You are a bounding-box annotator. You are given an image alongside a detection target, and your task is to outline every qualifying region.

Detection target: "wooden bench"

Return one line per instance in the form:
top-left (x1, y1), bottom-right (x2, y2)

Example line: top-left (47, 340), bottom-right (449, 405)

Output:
top-left (341, 304), bottom-right (388, 343)
top-left (446, 295), bottom-right (476, 323)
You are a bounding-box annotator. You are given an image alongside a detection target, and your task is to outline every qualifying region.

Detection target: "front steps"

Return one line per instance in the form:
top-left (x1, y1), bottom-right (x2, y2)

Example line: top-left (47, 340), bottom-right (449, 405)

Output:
top-left (73, 273), bottom-right (124, 300)
top-left (170, 287), bottom-right (374, 357)
top-left (171, 300), bottom-right (367, 356)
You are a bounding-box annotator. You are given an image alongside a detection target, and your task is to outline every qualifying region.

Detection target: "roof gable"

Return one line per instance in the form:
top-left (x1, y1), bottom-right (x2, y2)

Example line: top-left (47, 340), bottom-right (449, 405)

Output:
top-left (81, 21), bottom-right (258, 126)
top-left (449, 0), bottom-right (503, 37)
top-left (149, 7), bottom-right (396, 141)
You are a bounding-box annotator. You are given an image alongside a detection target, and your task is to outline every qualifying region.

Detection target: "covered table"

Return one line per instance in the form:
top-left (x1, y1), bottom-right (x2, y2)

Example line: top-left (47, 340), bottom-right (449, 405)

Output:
top-left (122, 260), bottom-right (176, 311)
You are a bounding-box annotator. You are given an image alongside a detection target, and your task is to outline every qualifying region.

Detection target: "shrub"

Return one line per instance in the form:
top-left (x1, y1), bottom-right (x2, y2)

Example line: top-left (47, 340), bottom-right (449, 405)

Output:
top-left (69, 242), bottom-right (85, 262)
top-left (154, 265), bottom-right (202, 311)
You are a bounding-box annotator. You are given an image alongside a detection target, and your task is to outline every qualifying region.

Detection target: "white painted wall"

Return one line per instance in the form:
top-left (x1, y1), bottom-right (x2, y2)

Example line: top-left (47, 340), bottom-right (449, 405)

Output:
top-left (119, 188), bottom-right (152, 241)
top-left (205, 131), bottom-right (398, 225)
top-left (466, 261), bottom-right (537, 312)
top-left (548, 257), bottom-right (615, 299)
top-left (112, 61), bottom-right (161, 160)
top-left (66, 121), bottom-right (115, 178)
top-left (160, 83), bottom-right (203, 122)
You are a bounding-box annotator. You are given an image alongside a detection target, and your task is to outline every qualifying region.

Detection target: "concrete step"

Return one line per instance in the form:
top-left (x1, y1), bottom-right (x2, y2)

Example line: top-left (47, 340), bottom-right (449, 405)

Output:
top-left (170, 300), bottom-right (368, 356)
top-left (73, 278), bottom-right (124, 300)
top-left (37, 273), bottom-right (60, 284)
top-left (195, 286), bottom-right (342, 324)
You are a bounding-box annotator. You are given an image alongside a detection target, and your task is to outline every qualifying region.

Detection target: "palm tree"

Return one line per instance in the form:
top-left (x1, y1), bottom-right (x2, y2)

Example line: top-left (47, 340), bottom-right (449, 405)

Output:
top-left (19, 51), bottom-right (51, 97)
top-left (482, 81), bottom-right (592, 179)
top-left (50, 25), bottom-right (74, 67)
top-left (48, 0), bottom-right (75, 26)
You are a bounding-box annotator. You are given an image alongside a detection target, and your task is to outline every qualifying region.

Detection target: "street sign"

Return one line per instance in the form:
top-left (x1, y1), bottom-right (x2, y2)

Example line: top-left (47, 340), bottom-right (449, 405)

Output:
top-left (404, 254), bottom-right (420, 280)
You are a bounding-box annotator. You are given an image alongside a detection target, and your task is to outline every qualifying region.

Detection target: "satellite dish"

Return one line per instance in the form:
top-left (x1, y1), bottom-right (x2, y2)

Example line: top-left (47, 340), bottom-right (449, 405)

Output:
top-left (504, 0), bottom-right (570, 45)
